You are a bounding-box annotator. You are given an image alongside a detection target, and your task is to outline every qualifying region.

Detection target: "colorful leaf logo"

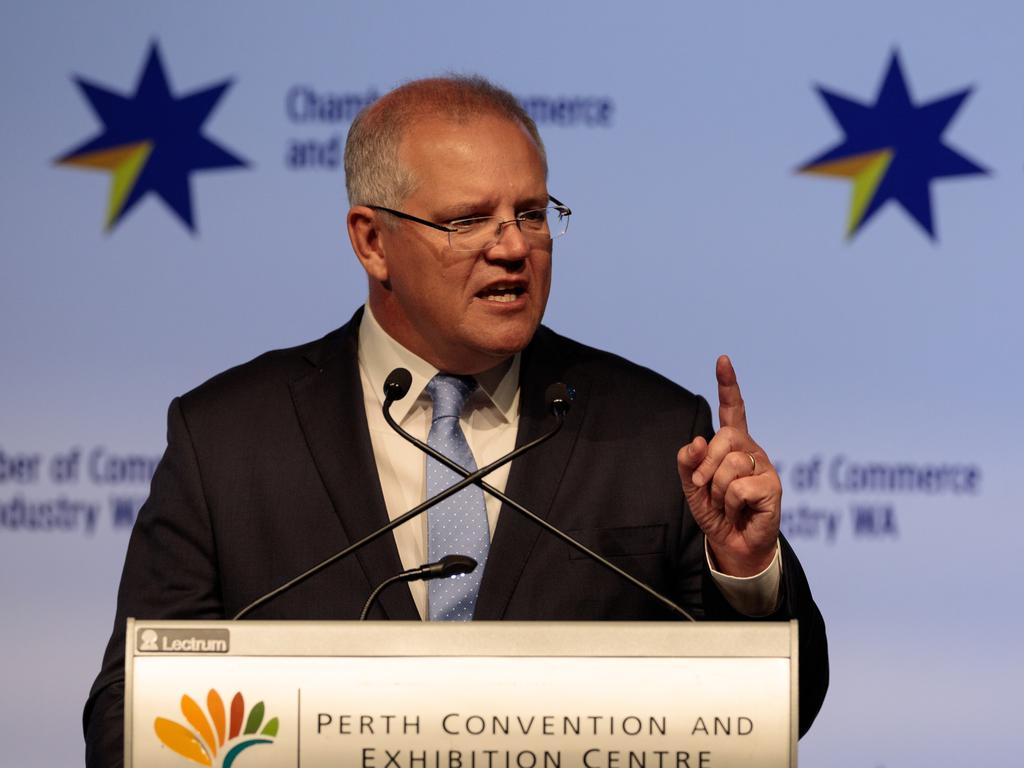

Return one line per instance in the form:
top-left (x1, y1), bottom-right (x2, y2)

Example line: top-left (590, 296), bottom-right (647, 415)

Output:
top-left (155, 690), bottom-right (278, 767)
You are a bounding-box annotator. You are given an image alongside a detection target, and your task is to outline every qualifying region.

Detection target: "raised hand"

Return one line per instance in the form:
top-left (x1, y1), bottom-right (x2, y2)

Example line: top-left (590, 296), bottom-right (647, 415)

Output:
top-left (677, 355), bottom-right (781, 576)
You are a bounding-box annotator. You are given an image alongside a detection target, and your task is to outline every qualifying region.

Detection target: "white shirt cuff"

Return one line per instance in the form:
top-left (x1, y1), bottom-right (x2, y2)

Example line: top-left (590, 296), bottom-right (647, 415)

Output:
top-left (705, 539), bottom-right (782, 617)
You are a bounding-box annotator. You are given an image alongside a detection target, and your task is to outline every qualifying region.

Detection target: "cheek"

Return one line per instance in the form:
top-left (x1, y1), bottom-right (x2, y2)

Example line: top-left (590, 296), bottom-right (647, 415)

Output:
top-left (534, 255), bottom-right (553, 302)
top-left (412, 265), bottom-right (476, 327)
top-left (390, 249), bottom-right (462, 304)
top-left (439, 270), bottom-right (473, 307)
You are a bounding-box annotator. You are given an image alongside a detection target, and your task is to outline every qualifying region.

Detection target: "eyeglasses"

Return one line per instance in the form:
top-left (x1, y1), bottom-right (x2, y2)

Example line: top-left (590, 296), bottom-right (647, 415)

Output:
top-left (368, 195), bottom-right (572, 252)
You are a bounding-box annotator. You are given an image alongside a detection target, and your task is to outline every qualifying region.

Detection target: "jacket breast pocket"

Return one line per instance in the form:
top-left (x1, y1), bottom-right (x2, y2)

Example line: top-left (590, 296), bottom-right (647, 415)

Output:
top-left (565, 524), bottom-right (667, 560)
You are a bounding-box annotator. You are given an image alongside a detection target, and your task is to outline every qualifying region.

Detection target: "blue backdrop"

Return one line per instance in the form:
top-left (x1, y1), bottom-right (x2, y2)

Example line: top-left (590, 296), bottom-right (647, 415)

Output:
top-left (2, 2), bottom-right (1020, 765)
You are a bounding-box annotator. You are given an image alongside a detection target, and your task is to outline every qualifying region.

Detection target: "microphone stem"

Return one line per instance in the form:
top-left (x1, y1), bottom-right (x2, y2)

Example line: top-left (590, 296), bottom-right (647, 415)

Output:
top-left (232, 404), bottom-right (564, 620)
top-left (360, 572), bottom-right (408, 620)
top-left (383, 402), bottom-right (696, 622)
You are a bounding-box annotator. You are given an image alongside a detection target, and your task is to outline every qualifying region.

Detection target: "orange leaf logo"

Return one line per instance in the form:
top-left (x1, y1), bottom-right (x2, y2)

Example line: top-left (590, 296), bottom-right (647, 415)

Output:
top-left (155, 690), bottom-right (278, 767)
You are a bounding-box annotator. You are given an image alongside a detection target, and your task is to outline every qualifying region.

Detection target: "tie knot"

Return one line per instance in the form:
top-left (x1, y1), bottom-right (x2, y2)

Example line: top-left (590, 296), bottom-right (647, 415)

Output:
top-left (426, 374), bottom-right (477, 421)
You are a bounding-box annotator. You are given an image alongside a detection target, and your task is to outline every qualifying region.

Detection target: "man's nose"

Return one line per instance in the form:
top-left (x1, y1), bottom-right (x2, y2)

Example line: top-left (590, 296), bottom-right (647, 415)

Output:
top-left (489, 219), bottom-right (531, 260)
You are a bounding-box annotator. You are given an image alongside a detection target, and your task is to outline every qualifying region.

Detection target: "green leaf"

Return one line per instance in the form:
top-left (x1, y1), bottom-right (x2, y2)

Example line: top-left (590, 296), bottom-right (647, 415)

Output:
top-left (243, 702), bottom-right (265, 735)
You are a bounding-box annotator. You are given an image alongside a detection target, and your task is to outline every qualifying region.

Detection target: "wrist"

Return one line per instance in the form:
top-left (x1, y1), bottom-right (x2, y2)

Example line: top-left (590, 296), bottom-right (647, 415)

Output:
top-left (708, 541), bottom-right (778, 578)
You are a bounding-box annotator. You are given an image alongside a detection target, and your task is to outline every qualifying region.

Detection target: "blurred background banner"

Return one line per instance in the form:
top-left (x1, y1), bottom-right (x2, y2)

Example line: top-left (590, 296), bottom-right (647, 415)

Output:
top-left (2, 2), bottom-right (1020, 765)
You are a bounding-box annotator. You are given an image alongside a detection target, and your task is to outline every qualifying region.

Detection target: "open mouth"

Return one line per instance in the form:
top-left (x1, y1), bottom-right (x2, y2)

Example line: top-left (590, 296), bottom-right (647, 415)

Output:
top-left (477, 285), bottom-right (526, 303)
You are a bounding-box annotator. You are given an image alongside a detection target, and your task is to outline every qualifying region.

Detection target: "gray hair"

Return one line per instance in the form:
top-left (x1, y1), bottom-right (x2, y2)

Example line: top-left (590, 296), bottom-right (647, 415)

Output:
top-left (344, 74), bottom-right (547, 209)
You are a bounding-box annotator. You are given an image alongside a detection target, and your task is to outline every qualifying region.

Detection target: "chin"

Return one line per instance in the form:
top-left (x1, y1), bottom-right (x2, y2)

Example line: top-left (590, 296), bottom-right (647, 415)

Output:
top-left (481, 331), bottom-right (536, 359)
top-left (459, 325), bottom-right (534, 366)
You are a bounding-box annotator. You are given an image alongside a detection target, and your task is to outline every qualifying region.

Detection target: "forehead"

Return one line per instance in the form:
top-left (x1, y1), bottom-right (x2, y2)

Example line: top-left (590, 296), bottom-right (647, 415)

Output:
top-left (397, 114), bottom-right (547, 205)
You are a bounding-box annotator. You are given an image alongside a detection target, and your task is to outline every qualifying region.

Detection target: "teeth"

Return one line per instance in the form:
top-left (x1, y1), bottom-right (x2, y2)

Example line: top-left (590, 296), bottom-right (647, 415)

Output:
top-left (480, 285), bottom-right (522, 303)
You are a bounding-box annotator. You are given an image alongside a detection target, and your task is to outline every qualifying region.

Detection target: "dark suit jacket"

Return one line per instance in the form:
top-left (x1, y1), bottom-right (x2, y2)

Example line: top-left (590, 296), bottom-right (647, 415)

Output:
top-left (84, 310), bottom-right (828, 766)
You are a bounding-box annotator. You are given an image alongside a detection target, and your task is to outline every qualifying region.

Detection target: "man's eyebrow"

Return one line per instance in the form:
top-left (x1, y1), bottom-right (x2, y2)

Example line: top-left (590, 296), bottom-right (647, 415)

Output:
top-left (439, 195), bottom-right (550, 220)
top-left (438, 206), bottom-right (488, 221)
top-left (433, 198), bottom-right (497, 220)
top-left (518, 194), bottom-right (550, 210)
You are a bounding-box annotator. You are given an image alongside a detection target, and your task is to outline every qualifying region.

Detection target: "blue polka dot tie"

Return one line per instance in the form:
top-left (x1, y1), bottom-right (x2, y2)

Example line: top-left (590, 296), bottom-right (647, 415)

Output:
top-left (425, 374), bottom-right (490, 621)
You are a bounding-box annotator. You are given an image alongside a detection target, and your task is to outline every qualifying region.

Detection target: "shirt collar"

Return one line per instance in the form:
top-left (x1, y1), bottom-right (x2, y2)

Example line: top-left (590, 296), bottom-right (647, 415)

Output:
top-left (357, 304), bottom-right (520, 424)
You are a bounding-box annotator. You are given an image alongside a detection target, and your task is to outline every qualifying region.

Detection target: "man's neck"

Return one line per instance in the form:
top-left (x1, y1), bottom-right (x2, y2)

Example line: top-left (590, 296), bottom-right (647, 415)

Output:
top-left (358, 303), bottom-right (519, 422)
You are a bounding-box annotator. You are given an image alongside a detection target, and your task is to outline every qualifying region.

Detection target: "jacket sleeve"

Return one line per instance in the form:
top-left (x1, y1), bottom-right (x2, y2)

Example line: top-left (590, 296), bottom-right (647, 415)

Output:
top-left (84, 397), bottom-right (223, 768)
top-left (690, 396), bottom-right (830, 737)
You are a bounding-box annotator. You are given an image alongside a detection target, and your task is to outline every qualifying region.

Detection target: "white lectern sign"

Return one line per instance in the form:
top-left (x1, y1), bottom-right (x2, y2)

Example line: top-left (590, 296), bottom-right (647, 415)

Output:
top-left (126, 621), bottom-right (798, 768)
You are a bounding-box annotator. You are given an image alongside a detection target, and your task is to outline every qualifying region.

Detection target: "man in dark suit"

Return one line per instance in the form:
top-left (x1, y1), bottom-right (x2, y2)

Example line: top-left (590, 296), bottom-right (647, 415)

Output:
top-left (85, 75), bottom-right (828, 766)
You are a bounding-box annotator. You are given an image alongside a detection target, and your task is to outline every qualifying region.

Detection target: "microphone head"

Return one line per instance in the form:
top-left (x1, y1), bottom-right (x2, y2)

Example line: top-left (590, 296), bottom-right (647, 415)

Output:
top-left (544, 382), bottom-right (574, 418)
top-left (438, 554), bottom-right (477, 578)
top-left (384, 368), bottom-right (413, 402)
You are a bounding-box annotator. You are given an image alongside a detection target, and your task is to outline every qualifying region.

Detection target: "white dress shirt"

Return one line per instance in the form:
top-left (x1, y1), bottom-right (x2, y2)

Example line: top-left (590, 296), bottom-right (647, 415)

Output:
top-left (356, 305), bottom-right (780, 618)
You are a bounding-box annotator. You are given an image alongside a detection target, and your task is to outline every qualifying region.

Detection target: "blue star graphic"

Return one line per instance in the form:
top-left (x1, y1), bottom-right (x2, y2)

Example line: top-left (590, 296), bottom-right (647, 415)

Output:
top-left (57, 42), bottom-right (247, 233)
top-left (799, 50), bottom-right (987, 240)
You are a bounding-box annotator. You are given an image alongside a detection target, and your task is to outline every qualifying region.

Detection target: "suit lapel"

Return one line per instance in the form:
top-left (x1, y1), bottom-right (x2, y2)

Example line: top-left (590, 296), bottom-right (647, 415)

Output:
top-left (289, 312), bottom-right (419, 621)
top-left (473, 328), bottom-right (589, 619)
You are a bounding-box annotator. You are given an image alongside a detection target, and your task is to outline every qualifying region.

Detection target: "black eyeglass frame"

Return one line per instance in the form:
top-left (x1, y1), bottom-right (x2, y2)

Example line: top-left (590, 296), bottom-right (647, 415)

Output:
top-left (366, 195), bottom-right (572, 238)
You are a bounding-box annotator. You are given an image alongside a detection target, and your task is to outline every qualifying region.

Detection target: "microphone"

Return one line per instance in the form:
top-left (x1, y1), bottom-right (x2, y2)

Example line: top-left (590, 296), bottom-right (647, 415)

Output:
top-left (384, 366), bottom-right (413, 400)
top-left (544, 382), bottom-right (573, 418)
top-left (382, 368), bottom-right (696, 622)
top-left (360, 555), bottom-right (476, 620)
top-left (231, 376), bottom-right (568, 620)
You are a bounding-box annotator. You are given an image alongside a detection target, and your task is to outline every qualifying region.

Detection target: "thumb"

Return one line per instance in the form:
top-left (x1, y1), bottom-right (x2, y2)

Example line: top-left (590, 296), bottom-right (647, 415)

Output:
top-left (677, 436), bottom-right (708, 505)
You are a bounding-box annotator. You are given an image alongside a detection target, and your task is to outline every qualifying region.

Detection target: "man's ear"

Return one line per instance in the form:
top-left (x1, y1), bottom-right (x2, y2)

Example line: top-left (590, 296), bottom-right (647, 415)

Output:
top-left (347, 206), bottom-right (390, 284)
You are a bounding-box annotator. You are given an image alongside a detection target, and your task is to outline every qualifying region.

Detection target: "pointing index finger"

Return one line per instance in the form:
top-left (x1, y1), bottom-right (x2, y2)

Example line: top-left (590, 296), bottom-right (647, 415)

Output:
top-left (716, 355), bottom-right (749, 433)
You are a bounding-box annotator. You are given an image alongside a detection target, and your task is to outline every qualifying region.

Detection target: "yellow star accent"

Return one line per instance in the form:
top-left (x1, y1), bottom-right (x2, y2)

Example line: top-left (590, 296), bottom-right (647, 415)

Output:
top-left (58, 141), bottom-right (154, 230)
top-left (801, 149), bottom-right (894, 237)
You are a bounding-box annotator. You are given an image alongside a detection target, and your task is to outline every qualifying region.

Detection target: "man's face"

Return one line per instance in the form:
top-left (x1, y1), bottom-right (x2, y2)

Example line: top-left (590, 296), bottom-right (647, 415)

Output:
top-left (371, 114), bottom-right (552, 374)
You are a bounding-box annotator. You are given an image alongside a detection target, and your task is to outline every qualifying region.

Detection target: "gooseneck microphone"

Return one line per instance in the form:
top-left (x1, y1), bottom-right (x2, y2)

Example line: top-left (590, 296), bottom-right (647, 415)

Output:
top-left (360, 555), bottom-right (477, 620)
top-left (382, 368), bottom-right (696, 622)
top-left (232, 375), bottom-right (568, 620)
